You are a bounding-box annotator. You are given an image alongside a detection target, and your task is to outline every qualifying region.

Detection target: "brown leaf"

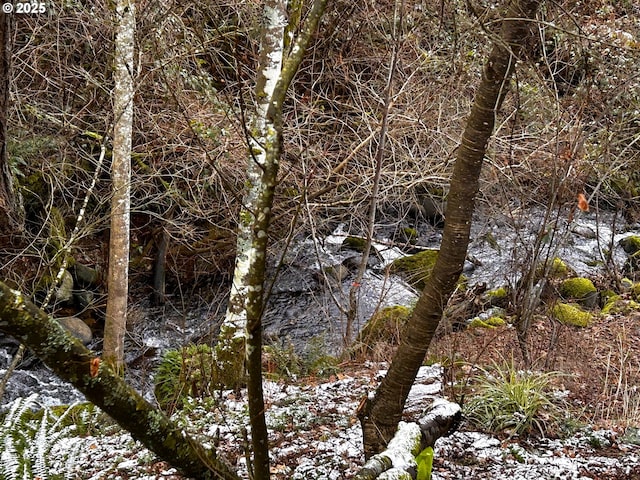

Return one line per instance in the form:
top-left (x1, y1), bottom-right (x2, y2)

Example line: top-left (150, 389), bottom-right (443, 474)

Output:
top-left (90, 357), bottom-right (100, 378)
top-left (577, 193), bottom-right (589, 212)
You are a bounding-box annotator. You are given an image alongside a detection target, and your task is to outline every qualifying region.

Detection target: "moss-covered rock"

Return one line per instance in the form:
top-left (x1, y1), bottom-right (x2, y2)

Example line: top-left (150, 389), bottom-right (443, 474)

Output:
top-left (537, 257), bottom-right (574, 280)
top-left (402, 227), bottom-right (418, 244)
top-left (484, 286), bottom-right (509, 307)
top-left (619, 235), bottom-right (640, 255)
top-left (601, 295), bottom-right (640, 315)
top-left (358, 305), bottom-right (412, 345)
top-left (390, 249), bottom-right (439, 290)
top-left (341, 236), bottom-right (369, 253)
top-left (559, 277), bottom-right (598, 307)
top-left (322, 264), bottom-right (349, 283)
top-left (552, 302), bottom-right (593, 327)
top-left (469, 316), bottom-right (506, 329)
top-left (72, 263), bottom-right (100, 288)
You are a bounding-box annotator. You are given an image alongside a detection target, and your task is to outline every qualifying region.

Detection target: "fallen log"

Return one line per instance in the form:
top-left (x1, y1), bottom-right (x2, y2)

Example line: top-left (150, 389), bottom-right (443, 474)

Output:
top-left (0, 281), bottom-right (240, 480)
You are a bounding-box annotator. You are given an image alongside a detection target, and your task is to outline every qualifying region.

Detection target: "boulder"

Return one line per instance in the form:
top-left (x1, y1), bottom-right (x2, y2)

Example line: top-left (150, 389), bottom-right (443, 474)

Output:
top-left (54, 270), bottom-right (74, 304)
top-left (72, 263), bottom-right (100, 288)
top-left (559, 277), bottom-right (598, 308)
top-left (56, 316), bottom-right (93, 344)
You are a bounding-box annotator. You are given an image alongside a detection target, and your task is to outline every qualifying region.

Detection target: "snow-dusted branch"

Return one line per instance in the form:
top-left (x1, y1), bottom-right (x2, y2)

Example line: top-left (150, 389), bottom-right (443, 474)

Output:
top-left (355, 399), bottom-right (461, 480)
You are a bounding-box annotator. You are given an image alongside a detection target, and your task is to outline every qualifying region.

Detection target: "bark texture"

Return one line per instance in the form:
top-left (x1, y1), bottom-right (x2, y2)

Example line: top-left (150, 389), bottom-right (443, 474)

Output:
top-left (220, 1), bottom-right (327, 478)
top-left (359, 0), bottom-right (542, 458)
top-left (0, 281), bottom-right (240, 480)
top-left (104, 0), bottom-right (135, 373)
top-left (355, 400), bottom-right (460, 479)
top-left (0, 12), bottom-right (19, 236)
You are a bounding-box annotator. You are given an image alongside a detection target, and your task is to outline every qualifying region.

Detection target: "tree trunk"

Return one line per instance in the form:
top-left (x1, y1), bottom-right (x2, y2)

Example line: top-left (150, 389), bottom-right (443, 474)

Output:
top-left (359, 0), bottom-right (543, 458)
top-left (0, 12), bottom-right (19, 236)
top-left (104, 0), bottom-right (135, 373)
top-left (0, 281), bottom-right (240, 480)
top-left (355, 399), bottom-right (460, 479)
top-left (219, 1), bottom-right (327, 478)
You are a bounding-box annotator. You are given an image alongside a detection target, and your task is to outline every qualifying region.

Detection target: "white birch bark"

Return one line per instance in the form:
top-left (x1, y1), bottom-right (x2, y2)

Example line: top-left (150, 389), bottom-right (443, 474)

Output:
top-left (223, 1), bottom-right (287, 337)
top-left (104, 0), bottom-right (135, 373)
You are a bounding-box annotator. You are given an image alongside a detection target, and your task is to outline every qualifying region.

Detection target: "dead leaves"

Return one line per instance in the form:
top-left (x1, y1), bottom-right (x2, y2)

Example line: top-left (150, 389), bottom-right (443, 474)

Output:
top-left (90, 357), bottom-right (100, 378)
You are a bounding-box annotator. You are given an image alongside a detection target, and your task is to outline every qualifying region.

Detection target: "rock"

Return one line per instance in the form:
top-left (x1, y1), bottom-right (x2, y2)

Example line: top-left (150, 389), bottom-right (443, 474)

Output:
top-left (389, 249), bottom-right (439, 290)
top-left (56, 316), bottom-right (93, 344)
top-left (619, 235), bottom-right (640, 255)
top-left (536, 257), bottom-right (575, 281)
top-left (601, 295), bottom-right (640, 316)
top-left (552, 302), bottom-right (593, 327)
top-left (559, 277), bottom-right (598, 308)
top-left (73, 289), bottom-right (95, 310)
top-left (72, 263), bottom-right (100, 288)
top-left (54, 270), bottom-right (74, 304)
top-left (323, 263), bottom-right (350, 283)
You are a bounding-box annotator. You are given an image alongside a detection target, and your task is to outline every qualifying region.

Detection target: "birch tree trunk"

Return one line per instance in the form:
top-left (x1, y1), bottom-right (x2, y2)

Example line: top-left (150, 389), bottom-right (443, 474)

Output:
top-left (220, 1), bottom-right (327, 478)
top-left (0, 282), bottom-right (240, 480)
top-left (104, 0), bottom-right (135, 373)
top-left (358, 0), bottom-right (543, 458)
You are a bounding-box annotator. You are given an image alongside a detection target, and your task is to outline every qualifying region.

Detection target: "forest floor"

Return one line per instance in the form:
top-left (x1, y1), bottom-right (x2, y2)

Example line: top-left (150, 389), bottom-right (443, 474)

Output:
top-left (44, 310), bottom-right (640, 479)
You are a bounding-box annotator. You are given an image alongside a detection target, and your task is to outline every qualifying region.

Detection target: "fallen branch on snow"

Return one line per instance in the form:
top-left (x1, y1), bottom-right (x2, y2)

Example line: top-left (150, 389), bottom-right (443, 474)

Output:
top-left (354, 399), bottom-right (461, 479)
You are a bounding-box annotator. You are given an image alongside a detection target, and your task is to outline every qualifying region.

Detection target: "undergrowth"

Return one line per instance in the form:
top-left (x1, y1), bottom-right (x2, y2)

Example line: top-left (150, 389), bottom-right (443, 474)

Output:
top-left (0, 394), bottom-right (104, 480)
top-left (465, 362), bottom-right (568, 437)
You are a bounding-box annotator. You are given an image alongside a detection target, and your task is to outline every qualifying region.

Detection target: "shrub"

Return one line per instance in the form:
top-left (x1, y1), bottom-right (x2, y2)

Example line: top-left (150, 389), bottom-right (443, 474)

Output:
top-left (465, 363), bottom-right (566, 436)
top-left (0, 394), bottom-right (96, 480)
top-left (154, 344), bottom-right (220, 413)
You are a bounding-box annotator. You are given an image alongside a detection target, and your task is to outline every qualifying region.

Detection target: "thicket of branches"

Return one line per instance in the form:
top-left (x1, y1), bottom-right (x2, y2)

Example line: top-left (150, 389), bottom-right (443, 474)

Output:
top-left (2, 0), bottom-right (638, 307)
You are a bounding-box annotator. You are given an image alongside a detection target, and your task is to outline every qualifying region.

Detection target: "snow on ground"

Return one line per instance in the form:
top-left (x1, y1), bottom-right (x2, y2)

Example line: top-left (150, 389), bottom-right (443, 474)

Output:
top-left (6, 363), bottom-right (640, 479)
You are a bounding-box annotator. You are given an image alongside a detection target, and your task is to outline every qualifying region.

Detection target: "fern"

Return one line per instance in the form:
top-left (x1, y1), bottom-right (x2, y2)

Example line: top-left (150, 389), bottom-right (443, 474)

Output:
top-left (0, 434), bottom-right (20, 480)
top-left (0, 394), bottom-right (94, 479)
top-left (0, 394), bottom-right (39, 480)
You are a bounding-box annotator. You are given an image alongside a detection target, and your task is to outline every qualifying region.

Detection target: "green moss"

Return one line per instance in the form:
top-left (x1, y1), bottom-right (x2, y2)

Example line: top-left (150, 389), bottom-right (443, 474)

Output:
top-left (559, 277), bottom-right (597, 300)
top-left (487, 287), bottom-right (508, 299)
top-left (537, 257), bottom-right (573, 280)
top-left (632, 283), bottom-right (640, 301)
top-left (601, 295), bottom-right (640, 315)
top-left (390, 249), bottom-right (439, 290)
top-left (358, 305), bottom-right (412, 344)
top-left (621, 278), bottom-right (635, 291)
top-left (619, 235), bottom-right (640, 255)
top-left (552, 302), bottom-right (593, 327)
top-left (341, 236), bottom-right (368, 253)
top-left (484, 286), bottom-right (509, 307)
top-left (402, 227), bottom-right (418, 243)
top-left (469, 316), bottom-right (506, 329)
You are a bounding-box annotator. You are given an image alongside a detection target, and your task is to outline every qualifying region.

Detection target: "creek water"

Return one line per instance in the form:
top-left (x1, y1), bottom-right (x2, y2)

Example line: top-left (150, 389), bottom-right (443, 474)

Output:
top-left (1, 205), bottom-right (638, 409)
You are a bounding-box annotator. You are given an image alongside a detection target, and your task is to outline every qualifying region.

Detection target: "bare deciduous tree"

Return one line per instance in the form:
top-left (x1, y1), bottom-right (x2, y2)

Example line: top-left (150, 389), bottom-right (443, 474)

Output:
top-left (358, 0), bottom-right (543, 458)
top-left (219, 1), bottom-right (327, 478)
top-left (104, 0), bottom-right (135, 373)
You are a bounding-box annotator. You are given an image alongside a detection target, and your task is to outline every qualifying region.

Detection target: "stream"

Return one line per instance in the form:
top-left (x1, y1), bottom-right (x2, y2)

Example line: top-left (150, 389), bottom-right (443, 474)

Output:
top-left (1, 205), bottom-right (638, 409)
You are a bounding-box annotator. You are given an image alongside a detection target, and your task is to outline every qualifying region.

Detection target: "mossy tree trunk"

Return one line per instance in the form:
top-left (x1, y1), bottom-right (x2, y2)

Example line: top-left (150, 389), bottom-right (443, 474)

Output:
top-left (220, 1), bottom-right (327, 478)
top-left (104, 0), bottom-right (135, 374)
top-left (0, 281), bottom-right (240, 480)
top-left (358, 0), bottom-right (543, 459)
top-left (0, 12), bottom-right (20, 236)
